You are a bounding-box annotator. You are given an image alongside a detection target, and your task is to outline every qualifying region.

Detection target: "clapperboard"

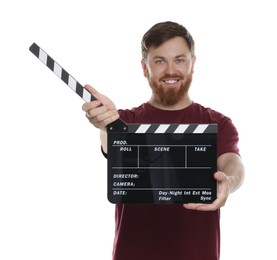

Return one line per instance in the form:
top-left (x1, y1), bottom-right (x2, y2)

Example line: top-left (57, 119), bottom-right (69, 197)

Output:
top-left (29, 43), bottom-right (218, 204)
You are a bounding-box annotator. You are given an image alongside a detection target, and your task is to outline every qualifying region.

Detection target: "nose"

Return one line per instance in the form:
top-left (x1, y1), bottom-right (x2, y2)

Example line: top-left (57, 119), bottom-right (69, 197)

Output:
top-left (164, 61), bottom-right (176, 75)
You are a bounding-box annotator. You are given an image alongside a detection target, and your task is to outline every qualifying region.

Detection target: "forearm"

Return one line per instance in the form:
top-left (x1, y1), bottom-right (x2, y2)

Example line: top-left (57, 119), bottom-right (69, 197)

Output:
top-left (217, 153), bottom-right (245, 193)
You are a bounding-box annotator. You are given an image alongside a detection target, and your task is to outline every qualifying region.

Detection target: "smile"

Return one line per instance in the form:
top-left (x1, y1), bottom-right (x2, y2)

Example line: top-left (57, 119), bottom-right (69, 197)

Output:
top-left (163, 79), bottom-right (179, 84)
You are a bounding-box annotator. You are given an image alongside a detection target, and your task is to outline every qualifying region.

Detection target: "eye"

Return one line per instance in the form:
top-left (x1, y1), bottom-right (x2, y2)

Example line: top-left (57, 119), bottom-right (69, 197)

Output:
top-left (176, 58), bottom-right (185, 64)
top-left (155, 59), bottom-right (165, 64)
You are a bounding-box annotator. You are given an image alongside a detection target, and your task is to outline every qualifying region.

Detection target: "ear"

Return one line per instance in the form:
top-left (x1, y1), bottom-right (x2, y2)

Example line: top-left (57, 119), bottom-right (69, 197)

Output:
top-left (141, 59), bottom-right (149, 78)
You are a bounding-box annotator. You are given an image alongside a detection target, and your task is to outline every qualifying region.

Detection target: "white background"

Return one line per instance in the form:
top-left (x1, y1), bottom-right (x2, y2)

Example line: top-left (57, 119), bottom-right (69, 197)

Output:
top-left (1, 0), bottom-right (276, 259)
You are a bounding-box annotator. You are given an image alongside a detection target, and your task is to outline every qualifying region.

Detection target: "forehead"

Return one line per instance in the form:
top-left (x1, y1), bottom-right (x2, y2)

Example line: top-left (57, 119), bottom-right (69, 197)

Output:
top-left (147, 36), bottom-right (191, 58)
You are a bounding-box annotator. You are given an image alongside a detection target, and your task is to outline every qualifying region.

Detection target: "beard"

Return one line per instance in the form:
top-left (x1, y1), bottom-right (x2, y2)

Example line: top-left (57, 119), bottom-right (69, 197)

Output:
top-left (148, 73), bottom-right (193, 106)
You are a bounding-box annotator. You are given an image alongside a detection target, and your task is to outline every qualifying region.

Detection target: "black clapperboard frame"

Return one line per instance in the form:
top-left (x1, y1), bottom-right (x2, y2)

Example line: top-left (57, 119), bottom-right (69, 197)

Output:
top-left (29, 43), bottom-right (218, 204)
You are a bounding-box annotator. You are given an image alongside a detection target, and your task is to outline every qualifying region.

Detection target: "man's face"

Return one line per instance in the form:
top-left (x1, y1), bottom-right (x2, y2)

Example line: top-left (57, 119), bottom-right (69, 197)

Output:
top-left (141, 36), bottom-right (195, 106)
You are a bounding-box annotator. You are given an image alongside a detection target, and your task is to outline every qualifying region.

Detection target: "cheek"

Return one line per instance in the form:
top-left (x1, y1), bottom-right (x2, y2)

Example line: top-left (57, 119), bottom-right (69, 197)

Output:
top-left (148, 66), bottom-right (163, 80)
top-left (181, 65), bottom-right (193, 78)
top-left (143, 58), bottom-right (166, 79)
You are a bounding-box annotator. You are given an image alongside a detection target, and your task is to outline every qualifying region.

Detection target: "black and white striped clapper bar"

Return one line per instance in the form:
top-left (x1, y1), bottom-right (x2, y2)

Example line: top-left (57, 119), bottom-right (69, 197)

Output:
top-left (29, 43), bottom-right (218, 204)
top-left (29, 43), bottom-right (127, 132)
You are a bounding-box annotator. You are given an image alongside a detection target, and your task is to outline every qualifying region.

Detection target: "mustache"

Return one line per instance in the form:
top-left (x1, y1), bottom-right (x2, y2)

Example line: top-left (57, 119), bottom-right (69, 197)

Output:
top-left (160, 73), bottom-right (184, 80)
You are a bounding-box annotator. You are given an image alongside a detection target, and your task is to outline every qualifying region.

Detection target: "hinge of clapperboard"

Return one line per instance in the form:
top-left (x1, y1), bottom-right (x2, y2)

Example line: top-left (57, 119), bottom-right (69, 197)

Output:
top-left (29, 42), bottom-right (128, 133)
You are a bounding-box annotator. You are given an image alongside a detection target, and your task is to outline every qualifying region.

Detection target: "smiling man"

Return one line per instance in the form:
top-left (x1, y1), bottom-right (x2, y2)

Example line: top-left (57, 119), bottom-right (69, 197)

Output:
top-left (141, 34), bottom-right (195, 109)
top-left (82, 21), bottom-right (245, 260)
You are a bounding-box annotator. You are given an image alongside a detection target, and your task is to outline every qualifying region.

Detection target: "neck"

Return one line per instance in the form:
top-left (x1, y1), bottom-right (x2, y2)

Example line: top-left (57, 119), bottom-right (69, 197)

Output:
top-left (148, 95), bottom-right (192, 111)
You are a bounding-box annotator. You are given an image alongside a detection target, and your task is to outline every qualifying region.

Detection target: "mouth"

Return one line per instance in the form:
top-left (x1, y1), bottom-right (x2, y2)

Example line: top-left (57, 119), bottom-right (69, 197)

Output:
top-left (162, 79), bottom-right (180, 86)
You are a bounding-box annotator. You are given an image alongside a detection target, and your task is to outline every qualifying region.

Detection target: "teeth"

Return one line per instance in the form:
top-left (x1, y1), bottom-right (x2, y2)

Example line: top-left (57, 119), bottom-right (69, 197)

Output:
top-left (165, 80), bottom-right (177, 84)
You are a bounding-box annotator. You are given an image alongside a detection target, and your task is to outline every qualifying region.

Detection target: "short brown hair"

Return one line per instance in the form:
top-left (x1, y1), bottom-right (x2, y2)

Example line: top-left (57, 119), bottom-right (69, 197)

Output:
top-left (141, 21), bottom-right (195, 59)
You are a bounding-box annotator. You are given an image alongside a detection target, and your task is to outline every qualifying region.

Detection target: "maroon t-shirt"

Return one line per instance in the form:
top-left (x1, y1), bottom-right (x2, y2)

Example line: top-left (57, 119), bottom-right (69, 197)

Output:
top-left (111, 102), bottom-right (239, 260)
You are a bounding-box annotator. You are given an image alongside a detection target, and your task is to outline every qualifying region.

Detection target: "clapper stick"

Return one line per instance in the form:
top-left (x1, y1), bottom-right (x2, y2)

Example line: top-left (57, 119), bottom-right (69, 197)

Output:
top-left (29, 42), bottom-right (127, 132)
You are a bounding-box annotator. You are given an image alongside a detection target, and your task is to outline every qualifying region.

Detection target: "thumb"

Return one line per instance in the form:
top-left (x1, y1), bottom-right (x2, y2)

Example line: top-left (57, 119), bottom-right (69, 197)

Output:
top-left (214, 171), bottom-right (226, 182)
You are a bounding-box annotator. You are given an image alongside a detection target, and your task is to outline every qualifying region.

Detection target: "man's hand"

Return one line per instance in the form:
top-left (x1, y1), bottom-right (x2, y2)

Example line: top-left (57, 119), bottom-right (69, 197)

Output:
top-left (183, 171), bottom-right (230, 211)
top-left (183, 153), bottom-right (244, 211)
top-left (82, 84), bottom-right (119, 131)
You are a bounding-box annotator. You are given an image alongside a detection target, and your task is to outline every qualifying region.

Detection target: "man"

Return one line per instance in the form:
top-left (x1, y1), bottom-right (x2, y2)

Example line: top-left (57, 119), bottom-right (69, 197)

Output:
top-left (82, 21), bottom-right (245, 260)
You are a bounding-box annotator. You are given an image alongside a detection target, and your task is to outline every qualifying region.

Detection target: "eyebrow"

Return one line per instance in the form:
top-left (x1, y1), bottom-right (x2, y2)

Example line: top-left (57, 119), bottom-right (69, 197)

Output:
top-left (153, 54), bottom-right (189, 60)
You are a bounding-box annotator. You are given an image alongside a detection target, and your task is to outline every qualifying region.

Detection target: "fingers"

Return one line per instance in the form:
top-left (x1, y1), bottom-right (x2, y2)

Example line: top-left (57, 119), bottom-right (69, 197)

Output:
top-left (86, 105), bottom-right (118, 122)
top-left (82, 86), bottom-right (119, 130)
top-left (183, 200), bottom-right (221, 211)
top-left (84, 105), bottom-right (119, 130)
top-left (82, 100), bottom-right (102, 114)
top-left (91, 112), bottom-right (120, 130)
top-left (84, 84), bottom-right (101, 101)
top-left (183, 171), bottom-right (230, 211)
top-left (84, 84), bottom-right (116, 109)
